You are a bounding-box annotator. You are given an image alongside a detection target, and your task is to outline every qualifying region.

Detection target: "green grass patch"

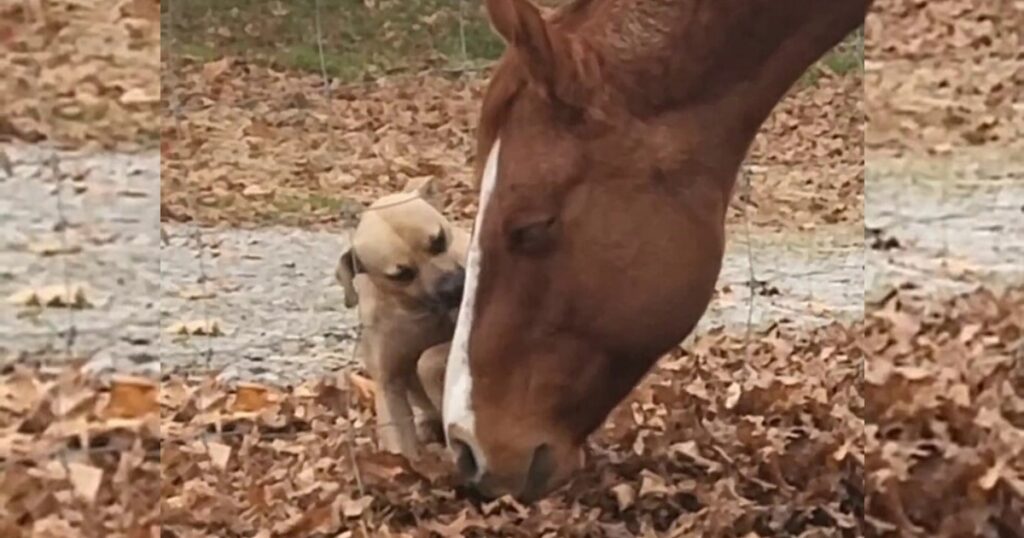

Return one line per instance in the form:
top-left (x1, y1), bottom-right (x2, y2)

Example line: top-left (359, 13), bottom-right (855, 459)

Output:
top-left (799, 28), bottom-right (865, 88)
top-left (165, 0), bottom-right (502, 82)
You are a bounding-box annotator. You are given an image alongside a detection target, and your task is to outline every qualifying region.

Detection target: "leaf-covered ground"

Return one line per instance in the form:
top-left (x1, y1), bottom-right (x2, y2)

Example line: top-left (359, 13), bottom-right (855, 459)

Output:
top-left (159, 55), bottom-right (863, 232)
top-left (2, 285), bottom-right (1022, 537)
top-left (0, 0), bottom-right (160, 151)
top-left (865, 0), bottom-right (1024, 156)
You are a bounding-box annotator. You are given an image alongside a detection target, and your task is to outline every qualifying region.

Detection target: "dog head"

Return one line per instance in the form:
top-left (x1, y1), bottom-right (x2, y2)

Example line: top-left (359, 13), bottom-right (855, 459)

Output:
top-left (336, 177), bottom-right (465, 312)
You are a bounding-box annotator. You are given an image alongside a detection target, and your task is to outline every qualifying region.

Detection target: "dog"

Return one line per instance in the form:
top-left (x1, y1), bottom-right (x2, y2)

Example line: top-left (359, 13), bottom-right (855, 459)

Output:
top-left (335, 177), bottom-right (467, 459)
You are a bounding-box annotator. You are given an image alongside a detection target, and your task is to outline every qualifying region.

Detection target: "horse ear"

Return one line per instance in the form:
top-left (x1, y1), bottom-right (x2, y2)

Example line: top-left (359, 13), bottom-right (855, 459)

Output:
top-left (486, 0), bottom-right (577, 104)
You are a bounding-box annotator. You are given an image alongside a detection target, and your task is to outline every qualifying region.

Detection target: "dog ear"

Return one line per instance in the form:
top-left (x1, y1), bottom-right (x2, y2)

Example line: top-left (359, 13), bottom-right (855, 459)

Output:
top-left (335, 247), bottom-right (364, 308)
top-left (403, 176), bottom-right (444, 210)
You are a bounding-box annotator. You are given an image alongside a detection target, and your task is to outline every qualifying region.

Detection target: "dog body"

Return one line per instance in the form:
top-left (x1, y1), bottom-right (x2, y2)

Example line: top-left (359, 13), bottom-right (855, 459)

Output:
top-left (336, 178), bottom-right (467, 458)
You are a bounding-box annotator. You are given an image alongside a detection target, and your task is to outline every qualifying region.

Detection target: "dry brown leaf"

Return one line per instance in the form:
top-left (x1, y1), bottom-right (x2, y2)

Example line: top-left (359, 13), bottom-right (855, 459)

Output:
top-left (67, 463), bottom-right (103, 503)
top-left (165, 319), bottom-right (224, 336)
top-left (102, 375), bottom-right (159, 419)
top-left (7, 284), bottom-right (92, 309)
top-left (339, 494), bottom-right (373, 518)
top-left (119, 87), bottom-right (158, 105)
top-left (724, 382), bottom-right (742, 410)
top-left (207, 441), bottom-right (232, 470)
top-left (202, 57), bottom-right (233, 82)
top-left (638, 470), bottom-right (671, 497)
top-left (230, 383), bottom-right (278, 413)
top-left (178, 286), bottom-right (216, 300)
top-left (609, 483), bottom-right (636, 511)
top-left (27, 239), bottom-right (82, 256)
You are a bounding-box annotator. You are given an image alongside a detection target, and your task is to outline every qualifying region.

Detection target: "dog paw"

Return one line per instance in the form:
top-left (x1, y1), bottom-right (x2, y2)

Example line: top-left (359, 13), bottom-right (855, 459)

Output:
top-left (416, 417), bottom-right (445, 445)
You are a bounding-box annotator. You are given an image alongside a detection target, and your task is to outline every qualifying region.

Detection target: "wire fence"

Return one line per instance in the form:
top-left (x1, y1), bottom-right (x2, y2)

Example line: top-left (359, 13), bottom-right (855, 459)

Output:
top-left (8, 0), bottom-right (1017, 503)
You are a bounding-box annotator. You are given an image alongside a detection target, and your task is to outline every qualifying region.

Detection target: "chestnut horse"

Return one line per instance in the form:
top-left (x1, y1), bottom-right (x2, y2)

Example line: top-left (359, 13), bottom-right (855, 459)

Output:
top-left (443, 0), bottom-right (870, 500)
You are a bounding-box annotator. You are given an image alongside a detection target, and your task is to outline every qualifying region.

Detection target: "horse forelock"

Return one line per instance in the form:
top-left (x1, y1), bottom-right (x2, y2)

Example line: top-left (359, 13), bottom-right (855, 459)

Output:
top-left (475, 56), bottom-right (525, 187)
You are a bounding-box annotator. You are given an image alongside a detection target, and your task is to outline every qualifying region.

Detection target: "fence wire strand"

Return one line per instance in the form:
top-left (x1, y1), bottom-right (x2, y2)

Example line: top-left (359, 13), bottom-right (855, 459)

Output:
top-left (311, 1), bottom-right (373, 533)
top-left (741, 167), bottom-right (757, 366)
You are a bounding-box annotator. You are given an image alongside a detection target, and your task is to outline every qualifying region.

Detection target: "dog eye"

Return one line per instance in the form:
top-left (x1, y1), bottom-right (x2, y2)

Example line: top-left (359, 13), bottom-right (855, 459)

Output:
top-left (387, 265), bottom-right (417, 282)
top-left (427, 230), bottom-right (447, 255)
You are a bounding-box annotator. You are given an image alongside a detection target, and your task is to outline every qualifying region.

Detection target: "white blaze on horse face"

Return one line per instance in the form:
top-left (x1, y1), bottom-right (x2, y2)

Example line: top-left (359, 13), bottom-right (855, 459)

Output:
top-left (443, 138), bottom-right (502, 456)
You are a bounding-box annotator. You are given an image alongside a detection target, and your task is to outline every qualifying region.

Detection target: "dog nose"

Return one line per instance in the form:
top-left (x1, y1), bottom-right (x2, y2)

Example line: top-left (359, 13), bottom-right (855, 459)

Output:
top-left (436, 267), bottom-right (465, 308)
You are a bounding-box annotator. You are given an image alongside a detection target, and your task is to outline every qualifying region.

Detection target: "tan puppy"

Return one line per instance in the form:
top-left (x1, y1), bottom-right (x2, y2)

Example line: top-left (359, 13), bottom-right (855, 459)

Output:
top-left (335, 178), bottom-right (467, 459)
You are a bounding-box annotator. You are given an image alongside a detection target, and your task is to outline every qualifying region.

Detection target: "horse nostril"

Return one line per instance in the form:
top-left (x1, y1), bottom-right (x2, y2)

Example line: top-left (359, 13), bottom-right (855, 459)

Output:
top-left (450, 438), bottom-right (479, 481)
top-left (521, 443), bottom-right (556, 501)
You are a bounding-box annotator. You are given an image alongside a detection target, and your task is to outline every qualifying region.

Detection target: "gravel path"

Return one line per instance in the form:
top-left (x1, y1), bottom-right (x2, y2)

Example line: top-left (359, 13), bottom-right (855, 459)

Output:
top-left (159, 224), bottom-right (358, 384)
top-left (1, 144), bottom-right (160, 375)
top-left (866, 150), bottom-right (1024, 303)
top-left (703, 228), bottom-right (863, 333)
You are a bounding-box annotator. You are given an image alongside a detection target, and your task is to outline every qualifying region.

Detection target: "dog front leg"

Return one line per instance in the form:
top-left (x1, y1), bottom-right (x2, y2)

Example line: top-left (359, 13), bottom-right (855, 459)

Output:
top-left (407, 386), bottom-right (443, 446)
top-left (376, 375), bottom-right (421, 459)
top-left (363, 336), bottom-right (420, 459)
top-left (371, 377), bottom-right (401, 455)
top-left (416, 343), bottom-right (448, 415)
top-left (408, 343), bottom-right (448, 445)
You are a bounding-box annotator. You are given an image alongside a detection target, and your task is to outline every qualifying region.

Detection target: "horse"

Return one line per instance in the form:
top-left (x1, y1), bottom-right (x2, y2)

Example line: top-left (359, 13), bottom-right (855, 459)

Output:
top-left (443, 0), bottom-right (871, 501)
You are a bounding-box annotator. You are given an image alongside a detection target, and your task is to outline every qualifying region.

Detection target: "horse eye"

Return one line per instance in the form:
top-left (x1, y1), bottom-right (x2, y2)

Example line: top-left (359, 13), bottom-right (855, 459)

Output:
top-left (508, 217), bottom-right (557, 255)
top-left (427, 230), bottom-right (447, 255)
top-left (387, 265), bottom-right (417, 282)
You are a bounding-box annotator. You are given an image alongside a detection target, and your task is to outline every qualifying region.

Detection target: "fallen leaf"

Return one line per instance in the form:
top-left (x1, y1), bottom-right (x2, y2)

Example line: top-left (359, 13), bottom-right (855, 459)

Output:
top-left (638, 470), bottom-right (671, 497)
top-left (207, 441), bottom-right (232, 470)
top-left (103, 375), bottom-right (159, 419)
top-left (724, 382), bottom-right (742, 410)
top-left (67, 463), bottom-right (103, 503)
top-left (120, 87), bottom-right (158, 105)
top-left (202, 57), bottom-right (233, 82)
top-left (339, 494), bottom-right (373, 518)
top-left (610, 483), bottom-right (636, 511)
top-left (27, 239), bottom-right (82, 256)
top-left (165, 319), bottom-right (224, 336)
top-left (7, 284), bottom-right (92, 309)
top-left (178, 286), bottom-right (216, 300)
top-left (230, 383), bottom-right (277, 412)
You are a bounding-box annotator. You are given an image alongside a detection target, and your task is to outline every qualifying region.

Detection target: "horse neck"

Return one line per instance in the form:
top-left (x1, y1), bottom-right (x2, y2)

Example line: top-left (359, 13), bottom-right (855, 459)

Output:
top-left (584, 0), bottom-right (864, 138)
top-left (576, 0), bottom-right (866, 198)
